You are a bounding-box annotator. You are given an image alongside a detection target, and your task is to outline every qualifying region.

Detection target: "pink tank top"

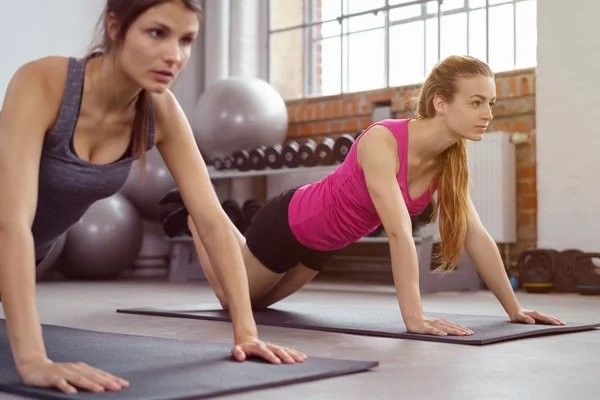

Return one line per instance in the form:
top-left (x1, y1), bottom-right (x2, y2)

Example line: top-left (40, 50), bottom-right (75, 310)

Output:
top-left (287, 118), bottom-right (437, 251)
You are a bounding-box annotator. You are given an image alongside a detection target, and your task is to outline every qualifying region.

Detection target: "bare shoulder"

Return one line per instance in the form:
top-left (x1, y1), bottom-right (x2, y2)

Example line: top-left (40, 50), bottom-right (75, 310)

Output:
top-left (357, 123), bottom-right (398, 165)
top-left (1, 56), bottom-right (69, 132)
top-left (11, 56), bottom-right (69, 96)
top-left (151, 89), bottom-right (181, 118)
top-left (150, 89), bottom-right (188, 143)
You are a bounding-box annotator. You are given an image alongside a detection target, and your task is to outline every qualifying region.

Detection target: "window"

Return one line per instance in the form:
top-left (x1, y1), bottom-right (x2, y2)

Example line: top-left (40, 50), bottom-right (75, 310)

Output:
top-left (268, 0), bottom-right (537, 99)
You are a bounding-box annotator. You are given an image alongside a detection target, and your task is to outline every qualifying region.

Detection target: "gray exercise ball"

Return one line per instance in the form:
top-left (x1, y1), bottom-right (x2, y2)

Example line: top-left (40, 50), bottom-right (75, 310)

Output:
top-left (58, 193), bottom-right (143, 280)
top-left (35, 232), bottom-right (67, 280)
top-left (120, 146), bottom-right (178, 221)
top-left (192, 77), bottom-right (288, 161)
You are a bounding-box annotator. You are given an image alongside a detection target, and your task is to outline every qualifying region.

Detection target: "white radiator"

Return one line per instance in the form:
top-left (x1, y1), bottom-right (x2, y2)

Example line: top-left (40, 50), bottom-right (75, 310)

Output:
top-left (431, 131), bottom-right (517, 243)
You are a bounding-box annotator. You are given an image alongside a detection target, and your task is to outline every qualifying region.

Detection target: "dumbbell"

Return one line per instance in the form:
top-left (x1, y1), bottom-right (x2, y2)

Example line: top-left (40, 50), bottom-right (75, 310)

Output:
top-left (159, 188), bottom-right (184, 206)
top-left (265, 144), bottom-right (284, 169)
top-left (232, 149), bottom-right (251, 171)
top-left (158, 183), bottom-right (217, 208)
top-left (162, 206), bottom-right (190, 237)
top-left (334, 134), bottom-right (355, 162)
top-left (282, 141), bottom-right (300, 168)
top-left (221, 199), bottom-right (247, 234)
top-left (316, 137), bottom-right (336, 165)
top-left (214, 156), bottom-right (234, 170)
top-left (249, 145), bottom-right (268, 170)
top-left (298, 139), bottom-right (318, 167)
top-left (223, 156), bottom-right (234, 169)
top-left (242, 199), bottom-right (263, 228)
top-left (213, 158), bottom-right (225, 170)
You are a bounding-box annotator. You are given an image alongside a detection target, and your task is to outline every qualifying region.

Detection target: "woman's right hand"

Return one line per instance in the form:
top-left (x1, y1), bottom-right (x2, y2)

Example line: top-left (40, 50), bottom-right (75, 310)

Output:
top-left (17, 358), bottom-right (129, 394)
top-left (404, 316), bottom-right (474, 336)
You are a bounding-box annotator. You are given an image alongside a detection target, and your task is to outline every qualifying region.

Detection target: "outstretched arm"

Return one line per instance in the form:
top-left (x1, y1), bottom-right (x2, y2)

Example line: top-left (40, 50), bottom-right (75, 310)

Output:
top-left (358, 125), bottom-right (472, 336)
top-left (152, 92), bottom-right (259, 347)
top-left (464, 194), bottom-right (564, 325)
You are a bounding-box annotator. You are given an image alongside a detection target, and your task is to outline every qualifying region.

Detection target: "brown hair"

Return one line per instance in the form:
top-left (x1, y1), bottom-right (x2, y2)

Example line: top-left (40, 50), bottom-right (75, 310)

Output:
top-left (414, 55), bottom-right (494, 270)
top-left (88, 0), bottom-right (203, 172)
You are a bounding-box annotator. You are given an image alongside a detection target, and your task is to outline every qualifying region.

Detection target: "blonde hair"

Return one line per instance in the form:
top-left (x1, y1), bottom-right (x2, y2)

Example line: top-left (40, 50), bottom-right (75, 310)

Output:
top-left (414, 55), bottom-right (494, 270)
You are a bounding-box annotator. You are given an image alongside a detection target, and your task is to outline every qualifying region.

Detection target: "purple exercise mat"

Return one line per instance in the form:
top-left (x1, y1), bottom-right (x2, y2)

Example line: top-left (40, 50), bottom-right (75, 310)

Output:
top-left (117, 302), bottom-right (600, 345)
top-left (0, 320), bottom-right (378, 400)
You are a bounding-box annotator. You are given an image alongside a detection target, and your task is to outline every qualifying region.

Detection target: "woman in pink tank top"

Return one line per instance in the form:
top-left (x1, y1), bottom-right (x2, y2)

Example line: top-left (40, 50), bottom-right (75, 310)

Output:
top-left (186, 55), bottom-right (564, 341)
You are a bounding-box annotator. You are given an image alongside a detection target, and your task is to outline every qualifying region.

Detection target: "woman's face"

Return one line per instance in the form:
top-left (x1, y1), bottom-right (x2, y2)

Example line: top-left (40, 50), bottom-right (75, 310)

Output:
top-left (114, 1), bottom-right (200, 93)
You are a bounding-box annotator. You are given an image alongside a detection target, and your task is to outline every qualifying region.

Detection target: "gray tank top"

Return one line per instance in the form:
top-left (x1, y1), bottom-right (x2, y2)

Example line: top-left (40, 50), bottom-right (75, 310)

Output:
top-left (32, 56), bottom-right (155, 261)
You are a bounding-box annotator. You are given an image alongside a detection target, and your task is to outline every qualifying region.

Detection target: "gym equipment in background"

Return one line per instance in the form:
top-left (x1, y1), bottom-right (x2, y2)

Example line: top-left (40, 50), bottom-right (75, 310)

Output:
top-left (242, 199), bottom-right (264, 228)
top-left (162, 207), bottom-right (189, 238)
top-left (316, 137), bottom-right (336, 165)
top-left (573, 253), bottom-right (600, 295)
top-left (333, 134), bottom-right (355, 162)
top-left (298, 139), bottom-right (318, 167)
top-left (517, 249), bottom-right (557, 293)
top-left (191, 77), bottom-right (288, 162)
top-left (265, 144), bottom-right (284, 169)
top-left (282, 140), bottom-right (301, 168)
top-left (0, 320), bottom-right (378, 400)
top-left (120, 147), bottom-right (178, 221)
top-left (553, 249), bottom-right (584, 292)
top-left (58, 193), bottom-right (143, 280)
top-left (216, 133), bottom-right (357, 172)
top-left (249, 145), bottom-right (268, 170)
top-left (221, 200), bottom-right (246, 234)
top-left (232, 149), bottom-right (251, 171)
top-left (118, 302), bottom-right (600, 346)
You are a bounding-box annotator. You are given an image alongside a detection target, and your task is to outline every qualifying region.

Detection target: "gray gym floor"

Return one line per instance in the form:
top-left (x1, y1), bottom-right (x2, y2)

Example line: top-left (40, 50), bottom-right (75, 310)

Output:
top-left (1, 279), bottom-right (598, 400)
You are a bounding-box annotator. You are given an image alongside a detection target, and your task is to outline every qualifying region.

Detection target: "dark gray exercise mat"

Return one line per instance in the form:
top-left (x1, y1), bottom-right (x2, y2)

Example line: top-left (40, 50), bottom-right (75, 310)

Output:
top-left (0, 320), bottom-right (378, 400)
top-left (117, 302), bottom-right (600, 345)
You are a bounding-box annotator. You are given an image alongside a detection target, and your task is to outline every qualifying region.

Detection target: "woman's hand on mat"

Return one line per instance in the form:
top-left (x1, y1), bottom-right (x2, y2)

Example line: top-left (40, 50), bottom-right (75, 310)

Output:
top-left (18, 358), bottom-right (129, 394)
top-left (509, 309), bottom-right (565, 326)
top-left (404, 316), bottom-right (474, 336)
top-left (231, 337), bottom-right (308, 365)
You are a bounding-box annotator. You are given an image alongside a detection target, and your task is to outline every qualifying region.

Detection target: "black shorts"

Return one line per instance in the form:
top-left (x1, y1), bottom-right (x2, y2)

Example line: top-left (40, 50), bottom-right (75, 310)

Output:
top-left (245, 186), bottom-right (337, 273)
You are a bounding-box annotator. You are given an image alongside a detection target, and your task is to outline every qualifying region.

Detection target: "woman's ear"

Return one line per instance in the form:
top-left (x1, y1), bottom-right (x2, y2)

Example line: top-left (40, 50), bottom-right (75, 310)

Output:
top-left (433, 94), bottom-right (446, 115)
top-left (106, 12), bottom-right (120, 42)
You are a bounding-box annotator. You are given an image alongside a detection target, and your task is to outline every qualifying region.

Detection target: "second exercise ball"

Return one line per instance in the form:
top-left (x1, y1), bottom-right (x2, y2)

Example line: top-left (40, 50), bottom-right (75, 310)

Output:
top-left (120, 146), bottom-right (178, 221)
top-left (192, 77), bottom-right (288, 161)
top-left (58, 193), bottom-right (143, 280)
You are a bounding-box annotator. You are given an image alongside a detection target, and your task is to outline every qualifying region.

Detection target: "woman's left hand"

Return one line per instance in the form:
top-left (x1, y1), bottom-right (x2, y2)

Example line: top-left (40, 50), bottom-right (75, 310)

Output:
top-left (509, 309), bottom-right (565, 326)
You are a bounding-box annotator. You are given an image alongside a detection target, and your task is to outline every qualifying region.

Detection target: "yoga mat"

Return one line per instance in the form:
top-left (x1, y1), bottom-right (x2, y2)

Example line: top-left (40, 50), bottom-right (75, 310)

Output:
top-left (117, 302), bottom-right (600, 345)
top-left (0, 320), bottom-right (378, 400)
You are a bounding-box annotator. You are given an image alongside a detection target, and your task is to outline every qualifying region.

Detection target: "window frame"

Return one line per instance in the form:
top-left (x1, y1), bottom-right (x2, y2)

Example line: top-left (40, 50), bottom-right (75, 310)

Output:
top-left (267, 0), bottom-right (535, 99)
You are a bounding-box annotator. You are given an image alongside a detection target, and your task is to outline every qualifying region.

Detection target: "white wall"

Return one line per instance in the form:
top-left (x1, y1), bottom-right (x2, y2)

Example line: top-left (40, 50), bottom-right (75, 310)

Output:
top-left (536, 0), bottom-right (600, 251)
top-left (0, 0), bottom-right (105, 109)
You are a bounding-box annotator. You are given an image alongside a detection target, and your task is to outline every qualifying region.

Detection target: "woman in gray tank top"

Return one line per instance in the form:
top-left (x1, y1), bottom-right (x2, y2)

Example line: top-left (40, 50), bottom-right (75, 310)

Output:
top-left (0, 0), bottom-right (305, 394)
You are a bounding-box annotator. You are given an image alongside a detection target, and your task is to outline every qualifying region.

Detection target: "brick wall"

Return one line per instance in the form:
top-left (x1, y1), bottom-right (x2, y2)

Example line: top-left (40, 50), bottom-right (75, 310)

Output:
top-left (284, 69), bottom-right (537, 269)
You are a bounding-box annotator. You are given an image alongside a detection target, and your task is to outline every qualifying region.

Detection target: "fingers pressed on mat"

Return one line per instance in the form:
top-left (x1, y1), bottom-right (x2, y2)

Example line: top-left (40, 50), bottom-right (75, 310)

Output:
top-left (67, 376), bottom-right (104, 392)
top-left (70, 364), bottom-right (124, 391)
top-left (56, 379), bottom-right (78, 394)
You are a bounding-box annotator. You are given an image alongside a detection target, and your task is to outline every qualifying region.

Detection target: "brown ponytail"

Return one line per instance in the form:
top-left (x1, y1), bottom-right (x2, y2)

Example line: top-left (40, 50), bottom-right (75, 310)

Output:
top-left (131, 90), bottom-right (151, 180)
top-left (414, 55), bottom-right (494, 270)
